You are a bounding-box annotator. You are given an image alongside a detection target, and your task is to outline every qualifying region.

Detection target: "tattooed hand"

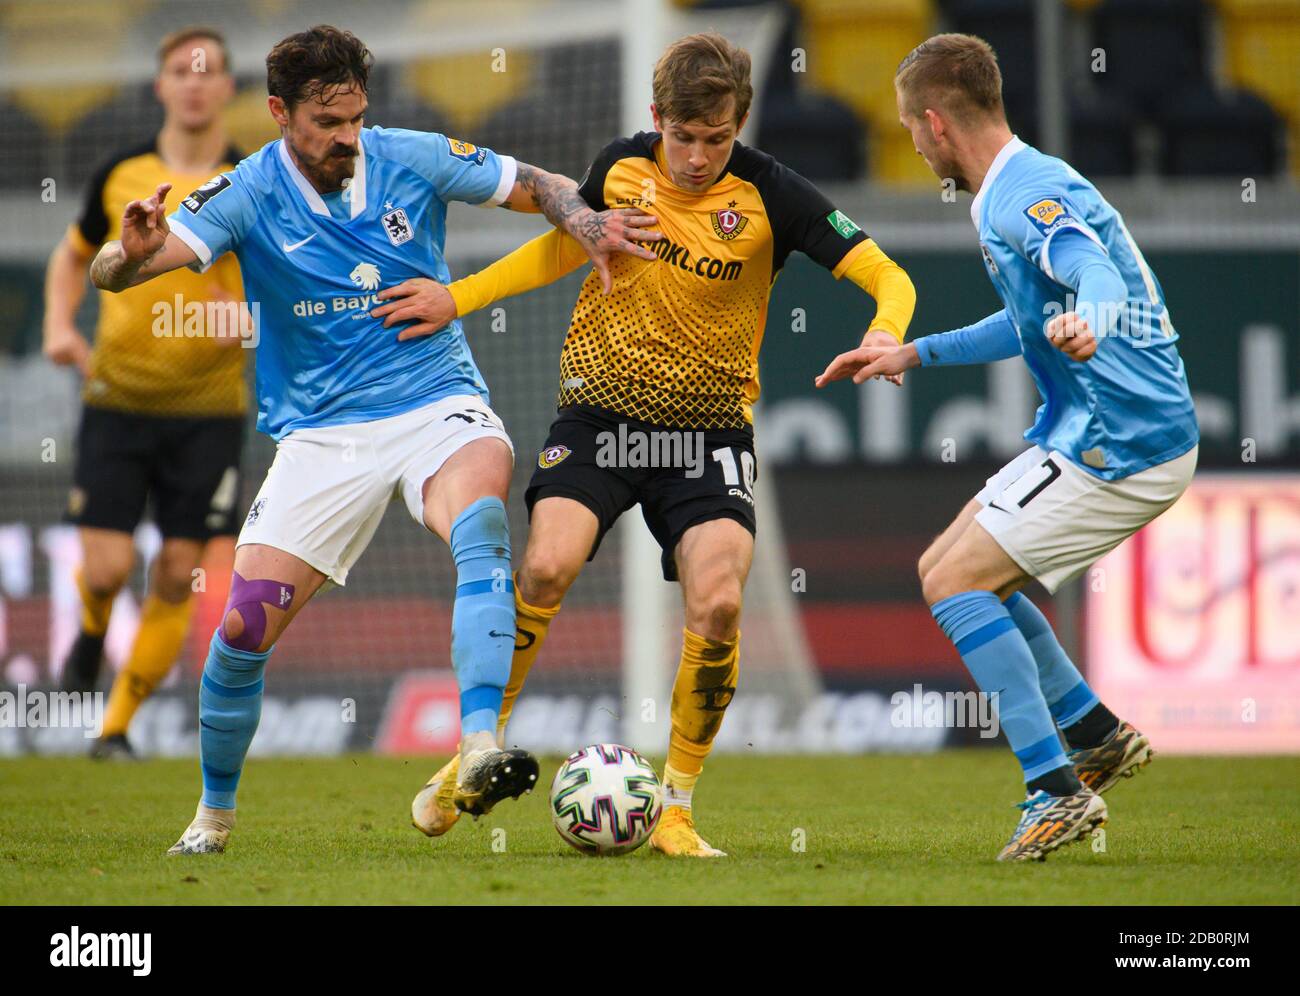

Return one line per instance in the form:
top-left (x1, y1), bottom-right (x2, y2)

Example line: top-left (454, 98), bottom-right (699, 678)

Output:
top-left (511, 162), bottom-right (661, 293)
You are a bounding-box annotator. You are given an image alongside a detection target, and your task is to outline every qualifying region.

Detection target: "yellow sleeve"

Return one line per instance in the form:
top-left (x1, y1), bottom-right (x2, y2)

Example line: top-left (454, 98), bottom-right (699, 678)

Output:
top-left (832, 238), bottom-right (916, 344)
top-left (448, 228), bottom-right (589, 317)
top-left (211, 252), bottom-right (245, 299)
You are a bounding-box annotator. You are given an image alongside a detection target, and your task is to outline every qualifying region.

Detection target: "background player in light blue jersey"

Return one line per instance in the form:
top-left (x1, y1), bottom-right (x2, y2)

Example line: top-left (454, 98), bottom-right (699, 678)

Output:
top-left (817, 34), bottom-right (1199, 862)
top-left (89, 25), bottom-right (661, 855)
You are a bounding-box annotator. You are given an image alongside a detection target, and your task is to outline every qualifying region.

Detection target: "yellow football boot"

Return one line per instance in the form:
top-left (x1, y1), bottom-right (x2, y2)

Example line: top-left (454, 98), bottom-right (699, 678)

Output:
top-left (411, 753), bottom-right (461, 837)
top-left (648, 805), bottom-right (727, 857)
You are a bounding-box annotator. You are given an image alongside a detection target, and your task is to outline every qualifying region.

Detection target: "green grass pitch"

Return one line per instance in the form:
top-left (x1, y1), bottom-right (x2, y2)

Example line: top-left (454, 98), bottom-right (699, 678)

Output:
top-left (1, 752), bottom-right (1296, 904)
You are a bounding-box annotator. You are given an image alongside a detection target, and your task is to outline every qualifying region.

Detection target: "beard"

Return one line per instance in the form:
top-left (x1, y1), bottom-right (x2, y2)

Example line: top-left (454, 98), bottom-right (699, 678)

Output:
top-left (288, 137), bottom-right (357, 193)
top-left (920, 145), bottom-right (972, 193)
top-left (931, 150), bottom-right (970, 193)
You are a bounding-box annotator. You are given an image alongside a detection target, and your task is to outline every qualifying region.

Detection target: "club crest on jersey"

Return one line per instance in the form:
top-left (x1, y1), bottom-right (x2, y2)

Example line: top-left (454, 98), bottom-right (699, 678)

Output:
top-left (446, 137), bottom-right (487, 165)
top-left (382, 206), bottom-right (412, 246)
top-left (182, 174), bottom-right (230, 214)
top-left (537, 444), bottom-right (572, 469)
top-left (710, 207), bottom-right (748, 240)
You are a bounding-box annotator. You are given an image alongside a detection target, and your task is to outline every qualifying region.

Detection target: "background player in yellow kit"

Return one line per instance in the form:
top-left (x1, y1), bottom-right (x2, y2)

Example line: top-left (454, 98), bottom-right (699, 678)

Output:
top-left (42, 27), bottom-right (246, 757)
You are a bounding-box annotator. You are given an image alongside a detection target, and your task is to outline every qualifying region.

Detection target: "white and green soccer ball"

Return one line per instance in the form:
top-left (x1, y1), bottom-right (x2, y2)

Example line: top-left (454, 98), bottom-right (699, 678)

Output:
top-left (549, 744), bottom-right (663, 856)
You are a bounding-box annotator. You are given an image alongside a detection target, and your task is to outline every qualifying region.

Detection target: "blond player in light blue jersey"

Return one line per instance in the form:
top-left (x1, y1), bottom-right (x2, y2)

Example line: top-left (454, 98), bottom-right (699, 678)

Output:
top-left (818, 34), bottom-right (1198, 862)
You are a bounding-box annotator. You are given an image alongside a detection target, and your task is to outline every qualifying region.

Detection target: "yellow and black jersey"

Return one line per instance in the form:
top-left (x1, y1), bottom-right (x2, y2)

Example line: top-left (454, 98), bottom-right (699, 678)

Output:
top-left (71, 139), bottom-right (246, 416)
top-left (560, 131), bottom-right (871, 429)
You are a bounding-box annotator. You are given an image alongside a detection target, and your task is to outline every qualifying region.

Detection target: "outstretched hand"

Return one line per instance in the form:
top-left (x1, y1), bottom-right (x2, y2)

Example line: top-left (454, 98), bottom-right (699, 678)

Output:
top-left (121, 183), bottom-right (172, 263)
top-left (816, 341), bottom-right (920, 388)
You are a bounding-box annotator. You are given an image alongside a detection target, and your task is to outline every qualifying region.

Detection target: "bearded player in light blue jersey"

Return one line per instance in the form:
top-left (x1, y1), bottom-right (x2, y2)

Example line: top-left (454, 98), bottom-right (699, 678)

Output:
top-left (90, 25), bottom-right (661, 855)
top-left (817, 34), bottom-right (1199, 862)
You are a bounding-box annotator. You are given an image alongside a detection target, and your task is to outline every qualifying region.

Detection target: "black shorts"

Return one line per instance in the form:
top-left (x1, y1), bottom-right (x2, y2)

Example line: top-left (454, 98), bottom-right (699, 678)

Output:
top-left (524, 405), bottom-right (757, 581)
top-left (65, 405), bottom-right (245, 540)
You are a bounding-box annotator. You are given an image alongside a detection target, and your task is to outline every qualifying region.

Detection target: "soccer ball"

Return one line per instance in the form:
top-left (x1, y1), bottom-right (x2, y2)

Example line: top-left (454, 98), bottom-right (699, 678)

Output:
top-left (549, 743), bottom-right (663, 855)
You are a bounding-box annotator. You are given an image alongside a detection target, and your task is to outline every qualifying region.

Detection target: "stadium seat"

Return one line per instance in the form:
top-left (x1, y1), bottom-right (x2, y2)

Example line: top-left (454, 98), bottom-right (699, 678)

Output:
top-left (794, 0), bottom-right (935, 142)
top-left (1090, 0), bottom-right (1210, 114)
top-left (1067, 90), bottom-right (1140, 176)
top-left (1216, 0), bottom-right (1300, 176)
top-left (477, 41), bottom-right (621, 181)
top-left (363, 66), bottom-right (456, 137)
top-left (1003, 91), bottom-right (1040, 150)
top-left (941, 0), bottom-right (1039, 121)
top-left (755, 90), bottom-right (866, 180)
top-left (1155, 83), bottom-right (1284, 176)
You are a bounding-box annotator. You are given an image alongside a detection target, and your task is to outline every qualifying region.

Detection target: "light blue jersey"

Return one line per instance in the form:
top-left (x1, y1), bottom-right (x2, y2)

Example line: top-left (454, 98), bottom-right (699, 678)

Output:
top-left (169, 127), bottom-right (516, 440)
top-left (969, 137), bottom-right (1198, 479)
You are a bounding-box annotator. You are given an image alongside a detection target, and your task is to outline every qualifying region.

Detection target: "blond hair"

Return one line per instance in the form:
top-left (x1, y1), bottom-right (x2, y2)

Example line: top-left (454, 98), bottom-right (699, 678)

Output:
top-left (895, 33), bottom-right (1005, 123)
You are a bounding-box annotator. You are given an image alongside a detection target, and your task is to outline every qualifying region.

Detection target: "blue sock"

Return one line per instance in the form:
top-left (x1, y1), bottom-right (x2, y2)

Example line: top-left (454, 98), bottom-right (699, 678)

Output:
top-left (199, 630), bottom-right (269, 809)
top-left (1004, 592), bottom-right (1099, 728)
top-left (449, 497), bottom-right (514, 737)
top-left (931, 591), bottom-right (1069, 783)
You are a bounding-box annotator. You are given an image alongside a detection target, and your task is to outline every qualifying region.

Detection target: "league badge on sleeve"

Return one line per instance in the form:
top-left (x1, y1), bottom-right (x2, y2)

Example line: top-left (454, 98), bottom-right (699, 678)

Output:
top-left (446, 138), bottom-right (487, 165)
top-left (182, 174), bottom-right (231, 214)
top-left (381, 205), bottom-right (413, 246)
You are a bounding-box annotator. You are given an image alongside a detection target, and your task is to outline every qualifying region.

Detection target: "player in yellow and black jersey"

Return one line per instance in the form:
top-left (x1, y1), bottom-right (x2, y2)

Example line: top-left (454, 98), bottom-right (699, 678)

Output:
top-left (42, 27), bottom-right (245, 758)
top-left (376, 33), bottom-right (916, 855)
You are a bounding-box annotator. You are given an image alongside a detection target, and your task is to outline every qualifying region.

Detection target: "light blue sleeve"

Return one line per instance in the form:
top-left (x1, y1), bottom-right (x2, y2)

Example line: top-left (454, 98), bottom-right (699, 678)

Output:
top-left (997, 187), bottom-right (1105, 277)
top-left (1045, 228), bottom-right (1128, 337)
top-left (914, 309), bottom-right (1021, 366)
top-left (167, 168), bottom-right (257, 269)
top-left (372, 127), bottom-right (515, 206)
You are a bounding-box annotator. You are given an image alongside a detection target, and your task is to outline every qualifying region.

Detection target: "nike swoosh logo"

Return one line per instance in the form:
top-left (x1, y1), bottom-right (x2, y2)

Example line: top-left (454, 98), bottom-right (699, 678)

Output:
top-left (282, 233), bottom-right (317, 253)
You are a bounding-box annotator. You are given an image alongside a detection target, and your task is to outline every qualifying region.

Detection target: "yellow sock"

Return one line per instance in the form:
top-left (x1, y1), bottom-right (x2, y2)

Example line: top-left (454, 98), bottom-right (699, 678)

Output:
top-left (665, 627), bottom-right (740, 805)
top-left (498, 576), bottom-right (560, 740)
top-left (76, 567), bottom-right (114, 637)
top-left (101, 595), bottom-right (194, 737)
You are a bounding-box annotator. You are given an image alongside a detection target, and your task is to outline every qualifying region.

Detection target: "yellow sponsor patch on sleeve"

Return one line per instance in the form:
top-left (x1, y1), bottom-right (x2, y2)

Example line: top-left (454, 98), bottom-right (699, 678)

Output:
top-left (1025, 198), bottom-right (1066, 230)
top-left (446, 138), bottom-right (486, 164)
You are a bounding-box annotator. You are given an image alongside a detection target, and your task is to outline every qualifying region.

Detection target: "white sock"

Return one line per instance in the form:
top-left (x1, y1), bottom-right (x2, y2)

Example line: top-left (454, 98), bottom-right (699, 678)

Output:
top-left (664, 784), bottom-right (693, 809)
top-left (460, 730), bottom-right (496, 758)
top-left (193, 803), bottom-right (235, 833)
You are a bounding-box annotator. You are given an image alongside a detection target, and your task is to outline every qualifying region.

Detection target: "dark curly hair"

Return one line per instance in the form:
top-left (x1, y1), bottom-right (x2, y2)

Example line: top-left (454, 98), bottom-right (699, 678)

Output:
top-left (266, 24), bottom-right (372, 110)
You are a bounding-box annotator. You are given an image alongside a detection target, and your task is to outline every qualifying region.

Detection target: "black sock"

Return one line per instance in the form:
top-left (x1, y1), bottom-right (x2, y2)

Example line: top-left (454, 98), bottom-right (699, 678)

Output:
top-left (1062, 702), bottom-right (1120, 751)
top-left (1027, 763), bottom-right (1083, 797)
top-left (60, 631), bottom-right (105, 693)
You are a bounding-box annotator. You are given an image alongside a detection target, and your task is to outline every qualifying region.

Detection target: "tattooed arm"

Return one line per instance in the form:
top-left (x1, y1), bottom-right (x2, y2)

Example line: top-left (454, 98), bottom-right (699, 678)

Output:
top-left (503, 161), bottom-right (660, 293)
top-left (90, 183), bottom-right (198, 291)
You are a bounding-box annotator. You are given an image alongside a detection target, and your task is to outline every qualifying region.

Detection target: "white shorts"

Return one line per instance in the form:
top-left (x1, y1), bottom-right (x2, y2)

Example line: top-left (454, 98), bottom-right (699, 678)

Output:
top-left (238, 395), bottom-right (513, 585)
top-left (974, 444), bottom-right (1198, 593)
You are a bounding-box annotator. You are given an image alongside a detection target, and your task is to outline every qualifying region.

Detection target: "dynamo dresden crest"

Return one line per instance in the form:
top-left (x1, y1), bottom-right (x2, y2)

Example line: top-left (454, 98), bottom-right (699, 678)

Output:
top-left (710, 206), bottom-right (748, 240)
top-left (537, 444), bottom-right (572, 469)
